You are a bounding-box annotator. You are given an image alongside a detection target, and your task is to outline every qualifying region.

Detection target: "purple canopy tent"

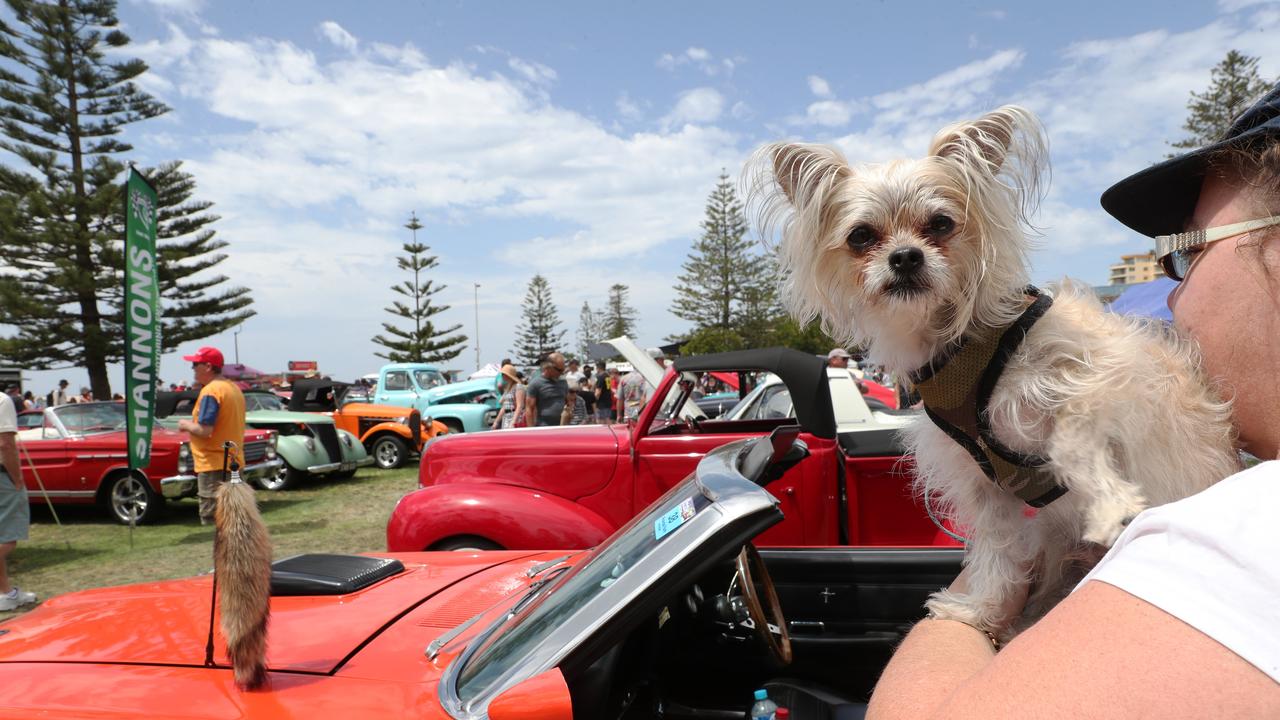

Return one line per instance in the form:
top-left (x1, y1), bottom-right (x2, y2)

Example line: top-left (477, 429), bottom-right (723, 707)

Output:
top-left (1106, 277), bottom-right (1175, 323)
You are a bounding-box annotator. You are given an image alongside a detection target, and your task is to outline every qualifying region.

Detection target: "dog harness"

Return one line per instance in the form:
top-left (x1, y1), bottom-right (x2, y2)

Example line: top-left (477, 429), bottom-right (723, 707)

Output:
top-left (909, 287), bottom-right (1067, 508)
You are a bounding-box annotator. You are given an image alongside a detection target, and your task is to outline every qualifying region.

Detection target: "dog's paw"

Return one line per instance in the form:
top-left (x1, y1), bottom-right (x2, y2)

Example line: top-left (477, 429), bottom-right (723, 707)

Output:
top-left (924, 590), bottom-right (998, 633)
top-left (1082, 496), bottom-right (1146, 547)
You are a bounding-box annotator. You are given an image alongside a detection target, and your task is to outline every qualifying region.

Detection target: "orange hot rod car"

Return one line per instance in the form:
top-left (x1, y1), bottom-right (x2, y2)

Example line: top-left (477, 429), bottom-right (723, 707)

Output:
top-left (286, 378), bottom-right (449, 469)
top-left (0, 430), bottom-right (960, 718)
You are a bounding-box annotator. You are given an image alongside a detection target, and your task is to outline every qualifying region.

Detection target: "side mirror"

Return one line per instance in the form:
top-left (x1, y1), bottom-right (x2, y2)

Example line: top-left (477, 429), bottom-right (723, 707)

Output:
top-left (486, 668), bottom-right (573, 720)
top-left (739, 425), bottom-right (809, 487)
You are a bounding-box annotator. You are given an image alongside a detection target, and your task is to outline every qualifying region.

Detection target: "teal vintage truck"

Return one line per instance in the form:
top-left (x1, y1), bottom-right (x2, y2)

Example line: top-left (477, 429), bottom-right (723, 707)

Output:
top-left (371, 363), bottom-right (500, 433)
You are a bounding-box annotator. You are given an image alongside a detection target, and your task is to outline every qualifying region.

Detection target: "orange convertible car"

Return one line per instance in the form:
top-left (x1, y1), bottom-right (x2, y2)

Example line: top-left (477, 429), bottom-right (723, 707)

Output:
top-left (0, 432), bottom-right (959, 718)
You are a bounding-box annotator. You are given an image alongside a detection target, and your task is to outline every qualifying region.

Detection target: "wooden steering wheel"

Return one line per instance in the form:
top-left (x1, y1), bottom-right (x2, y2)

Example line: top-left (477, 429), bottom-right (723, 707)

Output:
top-left (735, 543), bottom-right (792, 665)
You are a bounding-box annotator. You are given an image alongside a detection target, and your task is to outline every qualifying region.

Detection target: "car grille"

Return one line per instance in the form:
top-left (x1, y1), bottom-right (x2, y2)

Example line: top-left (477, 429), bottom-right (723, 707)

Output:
top-left (312, 424), bottom-right (342, 462)
top-left (357, 417), bottom-right (380, 436)
top-left (244, 439), bottom-right (268, 464)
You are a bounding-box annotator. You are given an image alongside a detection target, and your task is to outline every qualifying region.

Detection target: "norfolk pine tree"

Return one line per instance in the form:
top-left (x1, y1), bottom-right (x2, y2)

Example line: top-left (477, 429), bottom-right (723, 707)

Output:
top-left (511, 274), bottom-right (565, 367)
top-left (601, 283), bottom-right (637, 339)
top-left (0, 0), bottom-right (252, 397)
top-left (1171, 50), bottom-right (1272, 154)
top-left (575, 301), bottom-right (598, 360)
top-left (372, 211), bottom-right (467, 363)
top-left (670, 171), bottom-right (778, 353)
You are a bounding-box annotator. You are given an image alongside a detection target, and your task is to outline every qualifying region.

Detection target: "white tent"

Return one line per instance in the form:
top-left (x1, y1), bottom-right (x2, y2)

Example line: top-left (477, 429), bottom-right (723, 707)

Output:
top-left (468, 363), bottom-right (500, 380)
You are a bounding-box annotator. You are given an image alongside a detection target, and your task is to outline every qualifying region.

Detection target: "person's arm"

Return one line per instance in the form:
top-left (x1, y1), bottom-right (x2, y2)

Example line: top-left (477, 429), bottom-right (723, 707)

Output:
top-left (524, 389), bottom-right (537, 428)
top-left (177, 395), bottom-right (219, 438)
top-left (0, 432), bottom-right (20, 487)
top-left (867, 577), bottom-right (1278, 719)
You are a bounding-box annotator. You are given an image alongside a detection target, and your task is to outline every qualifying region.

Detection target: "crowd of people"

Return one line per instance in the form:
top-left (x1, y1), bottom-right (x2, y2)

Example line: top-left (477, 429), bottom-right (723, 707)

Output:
top-left (490, 348), bottom-right (669, 430)
top-left (2, 379), bottom-right (105, 413)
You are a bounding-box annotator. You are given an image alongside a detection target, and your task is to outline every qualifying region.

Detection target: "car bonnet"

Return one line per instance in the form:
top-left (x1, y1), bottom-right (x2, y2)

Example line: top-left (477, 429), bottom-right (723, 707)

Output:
top-left (0, 552), bottom-right (537, 674)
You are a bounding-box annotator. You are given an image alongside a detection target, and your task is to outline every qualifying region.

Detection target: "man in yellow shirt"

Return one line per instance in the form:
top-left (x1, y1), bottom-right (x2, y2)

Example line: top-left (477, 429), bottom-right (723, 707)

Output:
top-left (177, 347), bottom-right (246, 525)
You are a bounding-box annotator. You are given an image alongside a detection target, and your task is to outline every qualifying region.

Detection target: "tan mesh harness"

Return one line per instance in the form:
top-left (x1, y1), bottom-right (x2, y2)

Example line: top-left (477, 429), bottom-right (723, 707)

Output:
top-left (909, 288), bottom-right (1066, 508)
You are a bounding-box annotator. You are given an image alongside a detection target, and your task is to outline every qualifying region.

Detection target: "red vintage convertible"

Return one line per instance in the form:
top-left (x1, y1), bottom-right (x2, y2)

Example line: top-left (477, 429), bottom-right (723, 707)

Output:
top-left (15, 402), bottom-right (282, 524)
top-left (387, 346), bottom-right (958, 552)
top-left (0, 430), bottom-right (962, 718)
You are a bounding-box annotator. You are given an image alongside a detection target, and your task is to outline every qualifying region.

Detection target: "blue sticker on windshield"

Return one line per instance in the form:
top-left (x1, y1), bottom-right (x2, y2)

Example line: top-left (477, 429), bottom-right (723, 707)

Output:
top-left (654, 497), bottom-right (697, 540)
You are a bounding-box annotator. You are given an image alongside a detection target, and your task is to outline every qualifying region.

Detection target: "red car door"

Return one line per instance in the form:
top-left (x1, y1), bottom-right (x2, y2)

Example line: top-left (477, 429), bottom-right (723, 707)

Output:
top-left (628, 371), bottom-right (833, 546)
top-left (16, 418), bottom-right (72, 499)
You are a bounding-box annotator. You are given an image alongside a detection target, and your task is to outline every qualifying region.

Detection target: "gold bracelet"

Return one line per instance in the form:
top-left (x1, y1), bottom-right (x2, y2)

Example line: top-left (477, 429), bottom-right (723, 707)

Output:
top-left (924, 611), bottom-right (1001, 651)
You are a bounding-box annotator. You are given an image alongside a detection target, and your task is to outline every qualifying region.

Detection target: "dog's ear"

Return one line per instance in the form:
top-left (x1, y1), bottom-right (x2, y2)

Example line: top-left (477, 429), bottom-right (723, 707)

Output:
top-left (928, 106), bottom-right (1039, 174)
top-left (928, 105), bottom-right (1049, 219)
top-left (768, 143), bottom-right (849, 205)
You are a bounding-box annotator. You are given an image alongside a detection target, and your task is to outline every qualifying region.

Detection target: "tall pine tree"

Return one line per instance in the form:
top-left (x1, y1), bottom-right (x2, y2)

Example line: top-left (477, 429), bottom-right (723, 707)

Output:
top-left (0, 0), bottom-right (252, 397)
top-left (511, 274), bottom-right (565, 367)
top-left (600, 283), bottom-right (637, 339)
top-left (1170, 50), bottom-right (1272, 154)
top-left (575, 301), bottom-right (598, 361)
top-left (670, 171), bottom-right (778, 353)
top-left (372, 211), bottom-right (467, 363)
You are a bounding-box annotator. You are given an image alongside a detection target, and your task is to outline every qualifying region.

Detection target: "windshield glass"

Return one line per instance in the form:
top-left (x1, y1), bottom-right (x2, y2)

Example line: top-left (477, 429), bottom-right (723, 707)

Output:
top-left (245, 393), bottom-right (285, 411)
top-left (414, 370), bottom-right (447, 389)
top-left (456, 478), bottom-right (712, 704)
top-left (54, 402), bottom-right (127, 436)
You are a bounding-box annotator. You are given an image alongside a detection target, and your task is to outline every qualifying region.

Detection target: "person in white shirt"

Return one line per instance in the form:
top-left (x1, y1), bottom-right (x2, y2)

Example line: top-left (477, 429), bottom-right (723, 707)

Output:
top-left (0, 392), bottom-right (35, 611)
top-left (868, 84), bottom-right (1280, 717)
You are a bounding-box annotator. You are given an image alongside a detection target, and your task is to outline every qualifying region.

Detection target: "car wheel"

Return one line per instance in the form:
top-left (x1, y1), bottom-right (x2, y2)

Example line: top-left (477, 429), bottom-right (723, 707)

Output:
top-left (441, 419), bottom-right (464, 434)
top-left (103, 471), bottom-right (164, 525)
top-left (258, 462), bottom-right (303, 491)
top-left (370, 435), bottom-right (408, 469)
top-left (432, 535), bottom-right (502, 551)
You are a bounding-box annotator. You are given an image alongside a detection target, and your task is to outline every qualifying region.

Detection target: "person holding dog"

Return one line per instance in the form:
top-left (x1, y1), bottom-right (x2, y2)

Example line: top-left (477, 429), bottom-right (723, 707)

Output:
top-left (867, 85), bottom-right (1280, 718)
top-left (176, 347), bottom-right (246, 526)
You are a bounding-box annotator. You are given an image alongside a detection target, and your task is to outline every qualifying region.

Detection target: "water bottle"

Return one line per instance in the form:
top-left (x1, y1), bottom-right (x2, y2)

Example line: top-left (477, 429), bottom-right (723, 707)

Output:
top-left (750, 689), bottom-right (778, 720)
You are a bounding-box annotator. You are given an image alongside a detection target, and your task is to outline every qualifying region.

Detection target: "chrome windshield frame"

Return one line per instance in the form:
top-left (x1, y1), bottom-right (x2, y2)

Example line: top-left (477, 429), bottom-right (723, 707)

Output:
top-left (437, 437), bottom-right (780, 719)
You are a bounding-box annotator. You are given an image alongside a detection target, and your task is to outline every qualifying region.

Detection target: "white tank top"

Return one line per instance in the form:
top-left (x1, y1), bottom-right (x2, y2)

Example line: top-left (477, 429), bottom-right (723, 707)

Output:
top-left (1076, 460), bottom-right (1280, 682)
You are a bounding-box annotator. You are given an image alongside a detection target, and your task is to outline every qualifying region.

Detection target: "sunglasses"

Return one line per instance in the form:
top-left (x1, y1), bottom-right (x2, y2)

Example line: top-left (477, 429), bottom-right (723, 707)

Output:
top-left (1156, 215), bottom-right (1280, 281)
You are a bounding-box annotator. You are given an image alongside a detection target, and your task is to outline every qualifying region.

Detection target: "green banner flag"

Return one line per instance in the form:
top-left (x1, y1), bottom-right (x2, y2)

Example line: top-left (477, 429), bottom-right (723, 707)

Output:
top-left (125, 167), bottom-right (161, 470)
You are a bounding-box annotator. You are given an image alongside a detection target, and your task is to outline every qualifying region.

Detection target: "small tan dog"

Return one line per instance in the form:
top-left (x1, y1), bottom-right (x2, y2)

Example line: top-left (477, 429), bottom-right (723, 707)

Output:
top-left (749, 106), bottom-right (1240, 638)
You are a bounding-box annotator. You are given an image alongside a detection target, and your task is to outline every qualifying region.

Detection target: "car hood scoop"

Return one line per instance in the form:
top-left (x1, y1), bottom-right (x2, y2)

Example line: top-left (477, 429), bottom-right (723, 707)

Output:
top-left (0, 552), bottom-right (528, 674)
top-left (271, 554), bottom-right (404, 596)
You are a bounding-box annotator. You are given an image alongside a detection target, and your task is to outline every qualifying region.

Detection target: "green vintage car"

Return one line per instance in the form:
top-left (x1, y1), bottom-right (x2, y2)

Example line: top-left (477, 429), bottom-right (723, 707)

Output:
top-left (155, 391), bottom-right (372, 491)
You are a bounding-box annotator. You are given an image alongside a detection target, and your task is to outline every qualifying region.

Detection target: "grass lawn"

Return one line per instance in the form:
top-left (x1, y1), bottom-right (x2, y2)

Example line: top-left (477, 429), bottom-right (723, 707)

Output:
top-left (1, 466), bottom-right (421, 620)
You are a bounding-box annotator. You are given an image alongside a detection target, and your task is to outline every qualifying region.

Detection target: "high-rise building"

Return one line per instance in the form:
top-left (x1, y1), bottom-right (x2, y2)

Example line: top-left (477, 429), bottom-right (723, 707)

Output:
top-left (1108, 251), bottom-right (1159, 285)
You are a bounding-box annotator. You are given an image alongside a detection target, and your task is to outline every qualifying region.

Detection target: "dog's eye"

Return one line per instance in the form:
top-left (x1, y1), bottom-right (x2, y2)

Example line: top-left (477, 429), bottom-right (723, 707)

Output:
top-left (846, 225), bottom-right (878, 251)
top-left (927, 214), bottom-right (955, 235)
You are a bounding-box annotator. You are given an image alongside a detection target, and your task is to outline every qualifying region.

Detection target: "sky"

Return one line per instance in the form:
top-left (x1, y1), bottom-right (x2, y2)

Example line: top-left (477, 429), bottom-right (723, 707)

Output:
top-left (11, 0), bottom-right (1280, 394)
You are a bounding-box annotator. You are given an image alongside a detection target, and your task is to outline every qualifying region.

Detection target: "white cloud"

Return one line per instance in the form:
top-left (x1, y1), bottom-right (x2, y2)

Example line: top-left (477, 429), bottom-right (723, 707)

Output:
top-left (508, 57), bottom-right (557, 85)
top-left (318, 21), bottom-right (358, 53)
top-left (656, 47), bottom-right (740, 76)
top-left (616, 92), bottom-right (643, 120)
top-left (1217, 0), bottom-right (1277, 11)
top-left (807, 75), bottom-right (832, 98)
top-left (130, 0), bottom-right (203, 13)
top-left (802, 100), bottom-right (854, 127)
top-left (662, 87), bottom-right (725, 127)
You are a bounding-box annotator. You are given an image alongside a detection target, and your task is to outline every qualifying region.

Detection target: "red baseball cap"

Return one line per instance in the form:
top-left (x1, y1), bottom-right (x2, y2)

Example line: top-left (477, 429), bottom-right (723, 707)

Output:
top-left (183, 346), bottom-right (225, 368)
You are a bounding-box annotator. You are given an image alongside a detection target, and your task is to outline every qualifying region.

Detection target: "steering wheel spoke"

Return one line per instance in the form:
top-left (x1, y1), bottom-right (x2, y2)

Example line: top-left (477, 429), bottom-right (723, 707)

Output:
top-left (734, 544), bottom-right (792, 665)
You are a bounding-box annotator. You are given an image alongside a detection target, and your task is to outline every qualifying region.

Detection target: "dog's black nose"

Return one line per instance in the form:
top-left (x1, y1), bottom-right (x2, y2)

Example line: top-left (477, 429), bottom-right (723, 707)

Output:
top-left (889, 246), bottom-right (925, 275)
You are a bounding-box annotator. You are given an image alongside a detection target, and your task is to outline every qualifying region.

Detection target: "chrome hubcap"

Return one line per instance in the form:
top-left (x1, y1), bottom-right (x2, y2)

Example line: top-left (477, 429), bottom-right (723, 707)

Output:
top-left (375, 441), bottom-right (400, 467)
top-left (113, 476), bottom-right (148, 521)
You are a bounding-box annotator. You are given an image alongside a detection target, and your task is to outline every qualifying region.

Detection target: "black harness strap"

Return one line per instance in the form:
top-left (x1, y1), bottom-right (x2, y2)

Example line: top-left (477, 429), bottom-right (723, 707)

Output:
top-left (910, 288), bottom-right (1066, 508)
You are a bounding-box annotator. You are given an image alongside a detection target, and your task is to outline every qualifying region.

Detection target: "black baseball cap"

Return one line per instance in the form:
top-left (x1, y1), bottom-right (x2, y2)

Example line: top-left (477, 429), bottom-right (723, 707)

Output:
top-left (1101, 82), bottom-right (1280, 238)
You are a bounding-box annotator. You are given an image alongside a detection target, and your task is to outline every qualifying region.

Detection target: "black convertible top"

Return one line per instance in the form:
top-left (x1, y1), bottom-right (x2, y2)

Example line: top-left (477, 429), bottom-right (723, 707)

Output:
top-left (674, 348), bottom-right (836, 439)
top-left (154, 390), bottom-right (199, 419)
top-left (288, 378), bottom-right (350, 412)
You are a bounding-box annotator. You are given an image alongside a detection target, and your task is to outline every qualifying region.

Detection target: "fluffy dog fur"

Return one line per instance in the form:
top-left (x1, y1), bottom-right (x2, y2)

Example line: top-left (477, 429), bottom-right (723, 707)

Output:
top-left (214, 478), bottom-right (272, 689)
top-left (748, 106), bottom-right (1241, 637)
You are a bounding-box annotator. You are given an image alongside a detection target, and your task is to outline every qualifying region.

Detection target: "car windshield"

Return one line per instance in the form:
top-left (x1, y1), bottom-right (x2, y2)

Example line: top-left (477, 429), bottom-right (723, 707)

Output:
top-left (246, 393), bottom-right (285, 411)
top-left (53, 402), bottom-right (127, 436)
top-left (455, 478), bottom-right (712, 704)
top-left (415, 370), bottom-right (447, 389)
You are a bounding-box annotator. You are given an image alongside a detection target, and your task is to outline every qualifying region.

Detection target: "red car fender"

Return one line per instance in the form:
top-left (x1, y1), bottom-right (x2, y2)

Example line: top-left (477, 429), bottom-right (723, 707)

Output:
top-left (386, 483), bottom-right (616, 552)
